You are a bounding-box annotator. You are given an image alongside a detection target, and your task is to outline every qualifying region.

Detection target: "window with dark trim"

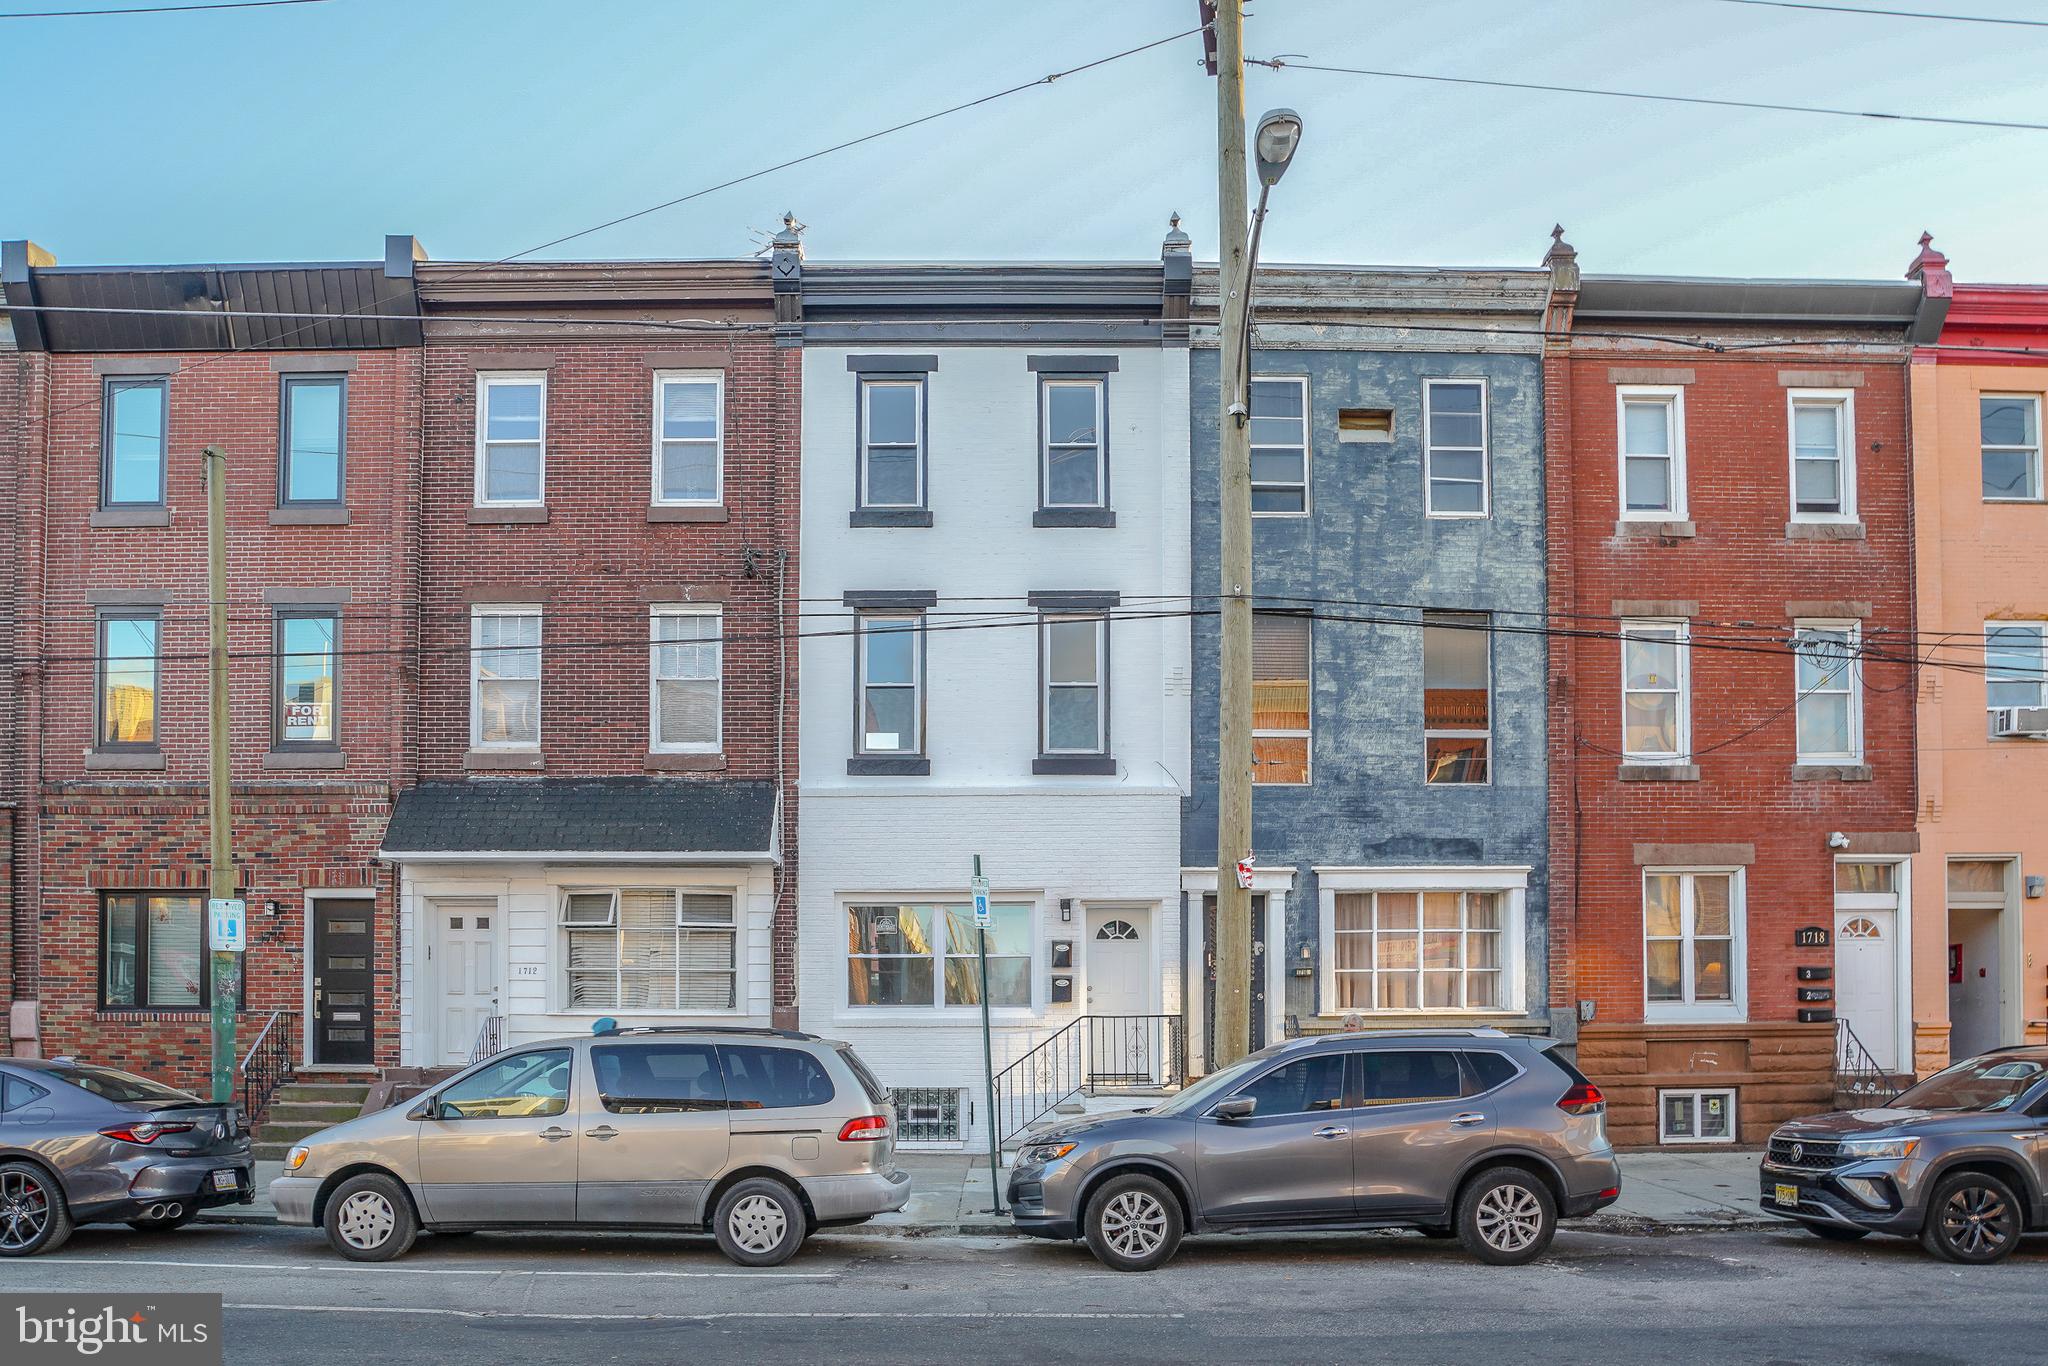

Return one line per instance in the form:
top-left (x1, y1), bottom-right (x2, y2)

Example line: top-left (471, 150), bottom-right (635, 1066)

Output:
top-left (279, 374), bottom-right (346, 506)
top-left (97, 610), bottom-right (160, 750)
top-left (101, 892), bottom-right (242, 1009)
top-left (858, 377), bottom-right (925, 510)
top-left (857, 612), bottom-right (923, 756)
top-left (102, 376), bottom-right (168, 508)
top-left (274, 609), bottom-right (339, 749)
top-left (1040, 614), bottom-right (1107, 756)
top-left (1040, 377), bottom-right (1106, 510)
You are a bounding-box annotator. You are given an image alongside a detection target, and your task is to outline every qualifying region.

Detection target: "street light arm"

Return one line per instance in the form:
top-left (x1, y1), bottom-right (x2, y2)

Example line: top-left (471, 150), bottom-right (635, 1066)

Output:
top-left (1234, 180), bottom-right (1274, 418)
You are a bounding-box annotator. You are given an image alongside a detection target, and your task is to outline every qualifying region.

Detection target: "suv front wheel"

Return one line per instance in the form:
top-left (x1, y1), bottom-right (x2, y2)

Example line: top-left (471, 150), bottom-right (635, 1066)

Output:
top-left (1082, 1172), bottom-right (1184, 1272)
top-left (1920, 1170), bottom-right (2024, 1265)
top-left (1455, 1167), bottom-right (1557, 1266)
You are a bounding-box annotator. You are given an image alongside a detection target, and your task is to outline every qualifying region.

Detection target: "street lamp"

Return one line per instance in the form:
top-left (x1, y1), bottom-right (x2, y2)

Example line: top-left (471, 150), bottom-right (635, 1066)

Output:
top-left (1237, 108), bottom-right (1304, 405)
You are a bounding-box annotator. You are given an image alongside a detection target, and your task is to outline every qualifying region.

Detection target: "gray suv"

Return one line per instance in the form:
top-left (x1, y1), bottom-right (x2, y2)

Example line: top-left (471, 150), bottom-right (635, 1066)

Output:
top-left (1761, 1046), bottom-right (2048, 1263)
top-left (1008, 1030), bottom-right (1621, 1270)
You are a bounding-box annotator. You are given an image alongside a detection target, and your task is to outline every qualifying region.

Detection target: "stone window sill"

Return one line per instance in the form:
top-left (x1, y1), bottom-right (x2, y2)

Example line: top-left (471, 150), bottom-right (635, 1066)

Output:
top-left (86, 750), bottom-right (166, 771)
top-left (1033, 508), bottom-right (1117, 529)
top-left (1617, 763), bottom-right (1700, 782)
top-left (850, 508), bottom-right (933, 529)
top-left (465, 748), bottom-right (544, 771)
top-left (1790, 763), bottom-right (1872, 782)
top-left (648, 505), bottom-right (729, 523)
top-left (1033, 754), bottom-right (1117, 775)
top-left (264, 750), bottom-right (347, 769)
top-left (848, 756), bottom-right (930, 776)
top-left (1614, 519), bottom-right (1695, 539)
top-left (270, 506), bottom-right (351, 526)
top-left (468, 505), bottom-right (550, 525)
top-left (90, 507), bottom-right (172, 528)
top-left (1785, 521), bottom-right (1864, 542)
top-left (646, 751), bottom-right (727, 772)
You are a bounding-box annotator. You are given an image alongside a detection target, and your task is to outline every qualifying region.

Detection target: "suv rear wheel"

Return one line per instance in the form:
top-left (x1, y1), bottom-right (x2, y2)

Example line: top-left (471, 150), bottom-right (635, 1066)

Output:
top-left (1920, 1171), bottom-right (2023, 1265)
top-left (713, 1178), bottom-right (807, 1267)
top-left (1082, 1172), bottom-right (1183, 1272)
top-left (1456, 1167), bottom-right (1557, 1266)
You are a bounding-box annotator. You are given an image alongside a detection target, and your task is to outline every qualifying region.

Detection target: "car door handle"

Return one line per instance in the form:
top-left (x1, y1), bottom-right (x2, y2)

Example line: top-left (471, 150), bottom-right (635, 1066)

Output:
top-left (1313, 1125), bottom-right (1350, 1139)
top-left (585, 1125), bottom-right (619, 1140)
top-left (539, 1127), bottom-right (572, 1142)
top-left (1450, 1112), bottom-right (1487, 1127)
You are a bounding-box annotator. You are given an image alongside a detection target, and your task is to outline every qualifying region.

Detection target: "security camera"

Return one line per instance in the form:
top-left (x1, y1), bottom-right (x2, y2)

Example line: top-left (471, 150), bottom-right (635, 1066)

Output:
top-left (1827, 832), bottom-right (1851, 850)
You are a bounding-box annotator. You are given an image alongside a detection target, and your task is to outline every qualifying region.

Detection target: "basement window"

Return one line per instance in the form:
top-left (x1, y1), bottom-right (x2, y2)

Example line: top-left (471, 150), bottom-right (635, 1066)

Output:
top-left (892, 1086), bottom-right (965, 1146)
top-left (1658, 1087), bottom-right (1736, 1144)
top-left (1337, 408), bottom-right (1394, 444)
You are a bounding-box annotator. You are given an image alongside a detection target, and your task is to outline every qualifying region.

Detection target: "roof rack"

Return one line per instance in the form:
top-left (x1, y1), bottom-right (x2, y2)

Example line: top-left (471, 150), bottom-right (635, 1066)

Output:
top-left (590, 1023), bottom-right (816, 1042)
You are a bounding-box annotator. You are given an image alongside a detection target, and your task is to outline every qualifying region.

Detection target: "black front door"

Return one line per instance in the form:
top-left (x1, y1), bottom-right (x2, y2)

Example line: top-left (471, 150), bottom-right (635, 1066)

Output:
top-left (312, 899), bottom-right (374, 1066)
top-left (1203, 892), bottom-right (1267, 1062)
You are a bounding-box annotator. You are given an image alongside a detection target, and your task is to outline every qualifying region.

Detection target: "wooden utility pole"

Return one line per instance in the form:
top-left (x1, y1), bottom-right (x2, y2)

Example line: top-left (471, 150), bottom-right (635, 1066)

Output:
top-left (204, 444), bottom-right (240, 1103)
top-left (1210, 0), bottom-right (1254, 1069)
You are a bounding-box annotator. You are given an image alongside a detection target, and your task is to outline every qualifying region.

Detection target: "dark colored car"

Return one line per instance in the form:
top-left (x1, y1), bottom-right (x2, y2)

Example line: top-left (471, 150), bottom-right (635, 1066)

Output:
top-left (0, 1059), bottom-right (253, 1256)
top-left (1761, 1046), bottom-right (2048, 1263)
top-left (1008, 1030), bottom-right (1621, 1270)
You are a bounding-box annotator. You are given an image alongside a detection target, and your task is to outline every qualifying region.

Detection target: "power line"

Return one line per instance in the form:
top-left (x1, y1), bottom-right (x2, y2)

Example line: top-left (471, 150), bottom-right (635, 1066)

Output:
top-left (0, 0), bottom-right (329, 16)
top-left (1246, 54), bottom-right (2048, 133)
top-left (1711, 0), bottom-right (2048, 27)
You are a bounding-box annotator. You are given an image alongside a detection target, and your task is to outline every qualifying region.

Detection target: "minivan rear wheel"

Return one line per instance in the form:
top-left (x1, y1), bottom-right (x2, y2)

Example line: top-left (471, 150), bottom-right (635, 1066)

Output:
top-left (1082, 1172), bottom-right (1183, 1272)
top-left (1455, 1167), bottom-right (1557, 1266)
top-left (323, 1173), bottom-right (417, 1262)
top-left (713, 1178), bottom-right (807, 1267)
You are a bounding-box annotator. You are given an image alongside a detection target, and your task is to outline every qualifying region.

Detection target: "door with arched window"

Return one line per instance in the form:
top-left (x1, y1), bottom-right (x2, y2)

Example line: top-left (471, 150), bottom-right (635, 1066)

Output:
top-left (1834, 861), bottom-right (1902, 1073)
top-left (1086, 907), bottom-right (1155, 1084)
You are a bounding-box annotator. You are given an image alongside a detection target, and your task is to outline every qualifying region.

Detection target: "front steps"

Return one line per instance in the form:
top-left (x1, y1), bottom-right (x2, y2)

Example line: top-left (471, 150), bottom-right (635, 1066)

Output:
top-left (253, 1081), bottom-right (372, 1160)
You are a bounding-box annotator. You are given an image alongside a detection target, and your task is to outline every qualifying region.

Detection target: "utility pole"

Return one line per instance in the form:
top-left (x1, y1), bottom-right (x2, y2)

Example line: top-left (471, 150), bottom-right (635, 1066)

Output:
top-left (1210, 0), bottom-right (1254, 1070)
top-left (204, 444), bottom-right (240, 1104)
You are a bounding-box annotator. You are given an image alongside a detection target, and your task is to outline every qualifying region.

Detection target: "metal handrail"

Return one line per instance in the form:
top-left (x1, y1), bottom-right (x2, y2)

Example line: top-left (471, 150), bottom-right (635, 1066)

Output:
top-left (469, 1015), bottom-right (505, 1065)
top-left (237, 1009), bottom-right (298, 1124)
top-left (991, 1014), bottom-right (1186, 1149)
top-left (1834, 1018), bottom-right (1902, 1105)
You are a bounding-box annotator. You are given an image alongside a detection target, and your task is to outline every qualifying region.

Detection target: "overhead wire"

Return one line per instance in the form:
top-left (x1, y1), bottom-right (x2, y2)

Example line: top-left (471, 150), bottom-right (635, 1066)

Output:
top-left (0, 0), bottom-right (329, 17)
top-left (1708, 0), bottom-right (2048, 26)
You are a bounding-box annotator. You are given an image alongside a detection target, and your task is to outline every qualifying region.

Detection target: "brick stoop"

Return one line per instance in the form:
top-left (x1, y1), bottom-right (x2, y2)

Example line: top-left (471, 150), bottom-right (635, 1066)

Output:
top-left (253, 1081), bottom-right (372, 1160)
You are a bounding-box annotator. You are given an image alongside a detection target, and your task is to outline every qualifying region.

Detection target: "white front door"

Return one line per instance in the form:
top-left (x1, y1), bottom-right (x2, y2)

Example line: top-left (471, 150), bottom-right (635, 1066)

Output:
top-left (433, 897), bottom-right (500, 1066)
top-left (1835, 900), bottom-right (1900, 1073)
top-left (1086, 908), bottom-right (1155, 1084)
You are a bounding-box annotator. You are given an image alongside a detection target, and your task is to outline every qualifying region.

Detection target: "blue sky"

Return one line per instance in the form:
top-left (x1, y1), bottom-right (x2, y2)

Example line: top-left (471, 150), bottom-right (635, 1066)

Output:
top-left (8, 0), bottom-right (2047, 282)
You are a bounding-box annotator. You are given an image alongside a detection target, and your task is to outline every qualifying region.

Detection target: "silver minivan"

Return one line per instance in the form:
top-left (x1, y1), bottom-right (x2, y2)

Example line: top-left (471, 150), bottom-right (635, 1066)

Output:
top-left (271, 1026), bottom-right (909, 1266)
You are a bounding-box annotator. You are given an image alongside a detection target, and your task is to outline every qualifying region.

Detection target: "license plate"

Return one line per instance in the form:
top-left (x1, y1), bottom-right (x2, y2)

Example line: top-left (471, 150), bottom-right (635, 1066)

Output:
top-left (211, 1170), bottom-right (240, 1193)
top-left (1774, 1183), bottom-right (1799, 1208)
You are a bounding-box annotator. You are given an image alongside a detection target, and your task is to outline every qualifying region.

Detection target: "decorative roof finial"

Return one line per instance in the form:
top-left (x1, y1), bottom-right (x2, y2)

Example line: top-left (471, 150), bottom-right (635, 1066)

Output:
top-left (1162, 211), bottom-right (1192, 255)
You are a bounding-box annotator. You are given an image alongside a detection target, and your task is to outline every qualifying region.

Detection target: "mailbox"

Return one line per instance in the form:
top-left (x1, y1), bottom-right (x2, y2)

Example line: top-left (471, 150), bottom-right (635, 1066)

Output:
top-left (1050, 940), bottom-right (1074, 970)
top-left (1050, 974), bottom-right (1074, 1004)
top-left (1798, 1008), bottom-right (1835, 1024)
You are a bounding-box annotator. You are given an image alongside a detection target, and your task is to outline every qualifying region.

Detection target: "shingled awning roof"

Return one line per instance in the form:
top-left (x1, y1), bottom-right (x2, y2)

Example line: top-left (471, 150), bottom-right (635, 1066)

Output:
top-left (380, 779), bottom-right (778, 862)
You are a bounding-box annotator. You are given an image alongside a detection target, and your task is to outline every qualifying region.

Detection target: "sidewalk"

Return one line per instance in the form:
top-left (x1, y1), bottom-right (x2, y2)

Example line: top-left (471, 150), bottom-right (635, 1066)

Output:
top-left (203, 1149), bottom-right (1773, 1236)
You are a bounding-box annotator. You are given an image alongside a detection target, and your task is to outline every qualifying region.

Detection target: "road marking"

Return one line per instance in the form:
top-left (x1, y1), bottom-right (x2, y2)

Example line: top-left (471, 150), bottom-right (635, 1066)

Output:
top-left (231, 1304), bottom-right (1184, 1322)
top-left (32, 1256), bottom-right (830, 1279)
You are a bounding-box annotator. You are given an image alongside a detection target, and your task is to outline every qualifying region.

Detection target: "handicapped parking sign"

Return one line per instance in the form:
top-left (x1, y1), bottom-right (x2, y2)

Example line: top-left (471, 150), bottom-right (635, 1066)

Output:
top-left (971, 875), bottom-right (991, 927)
top-left (208, 898), bottom-right (247, 953)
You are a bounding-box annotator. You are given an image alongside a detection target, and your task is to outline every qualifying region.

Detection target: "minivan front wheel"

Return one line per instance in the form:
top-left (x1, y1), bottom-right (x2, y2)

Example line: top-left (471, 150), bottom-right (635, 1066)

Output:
top-left (323, 1173), bottom-right (417, 1263)
top-left (1082, 1173), bottom-right (1184, 1272)
top-left (713, 1178), bottom-right (807, 1267)
top-left (1456, 1167), bottom-right (1557, 1266)
top-left (1920, 1171), bottom-right (2023, 1265)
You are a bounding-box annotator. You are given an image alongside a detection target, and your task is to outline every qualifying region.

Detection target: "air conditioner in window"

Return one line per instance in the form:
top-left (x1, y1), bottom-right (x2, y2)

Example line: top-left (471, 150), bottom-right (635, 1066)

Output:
top-left (1992, 707), bottom-right (2048, 738)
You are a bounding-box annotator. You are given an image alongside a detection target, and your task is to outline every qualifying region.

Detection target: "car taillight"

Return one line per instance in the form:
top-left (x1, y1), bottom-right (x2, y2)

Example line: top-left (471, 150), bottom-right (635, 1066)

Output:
top-left (837, 1115), bottom-right (890, 1142)
top-left (100, 1121), bottom-right (196, 1145)
top-left (1557, 1083), bottom-right (1605, 1116)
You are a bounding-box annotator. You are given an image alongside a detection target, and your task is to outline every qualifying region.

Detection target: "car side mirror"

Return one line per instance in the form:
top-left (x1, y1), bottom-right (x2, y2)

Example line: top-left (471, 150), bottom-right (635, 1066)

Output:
top-left (1213, 1096), bottom-right (1256, 1122)
top-left (406, 1100), bottom-right (435, 1122)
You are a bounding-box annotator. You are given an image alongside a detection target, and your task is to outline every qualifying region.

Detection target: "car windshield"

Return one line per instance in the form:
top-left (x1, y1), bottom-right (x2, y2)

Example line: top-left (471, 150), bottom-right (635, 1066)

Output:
top-left (43, 1064), bottom-right (197, 1106)
top-left (1155, 1051), bottom-right (1278, 1115)
top-left (1890, 1055), bottom-right (2048, 1113)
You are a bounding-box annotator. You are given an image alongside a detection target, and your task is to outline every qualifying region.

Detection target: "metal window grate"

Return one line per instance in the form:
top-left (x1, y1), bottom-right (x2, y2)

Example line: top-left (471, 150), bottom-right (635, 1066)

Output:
top-left (892, 1086), bottom-right (963, 1145)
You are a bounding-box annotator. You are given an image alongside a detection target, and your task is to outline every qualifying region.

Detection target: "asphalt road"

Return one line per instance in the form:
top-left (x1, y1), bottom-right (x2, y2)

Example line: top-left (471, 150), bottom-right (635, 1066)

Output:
top-left (11, 1221), bottom-right (2047, 1364)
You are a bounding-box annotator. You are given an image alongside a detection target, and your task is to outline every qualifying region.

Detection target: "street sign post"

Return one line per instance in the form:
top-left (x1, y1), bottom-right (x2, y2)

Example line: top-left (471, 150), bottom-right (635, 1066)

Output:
top-left (971, 874), bottom-right (991, 928)
top-left (973, 855), bottom-right (1002, 1213)
top-left (209, 898), bottom-right (247, 954)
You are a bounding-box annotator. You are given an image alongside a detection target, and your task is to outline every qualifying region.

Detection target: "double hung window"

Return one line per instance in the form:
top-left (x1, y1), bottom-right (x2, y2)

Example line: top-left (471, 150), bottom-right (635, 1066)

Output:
top-left (1249, 377), bottom-right (1309, 513)
top-left (1423, 380), bottom-right (1488, 516)
top-left (1621, 621), bottom-right (1689, 763)
top-left (1986, 622), bottom-right (2047, 711)
top-left (1644, 870), bottom-right (1743, 1019)
top-left (858, 379), bottom-right (924, 509)
top-left (471, 608), bottom-right (541, 748)
top-left (475, 374), bottom-right (546, 505)
top-left (651, 607), bottom-right (721, 752)
top-left (857, 613), bottom-right (922, 755)
top-left (1788, 390), bottom-right (1854, 520)
top-left (1252, 612), bottom-right (1311, 784)
top-left (1617, 387), bottom-right (1685, 518)
top-left (561, 888), bottom-right (737, 1011)
top-left (1422, 611), bottom-right (1489, 783)
top-left (654, 372), bottom-right (723, 505)
top-left (1791, 621), bottom-right (1860, 762)
top-left (1041, 378), bottom-right (1106, 509)
top-left (1982, 395), bottom-right (2042, 502)
top-left (1041, 615), bottom-right (1107, 755)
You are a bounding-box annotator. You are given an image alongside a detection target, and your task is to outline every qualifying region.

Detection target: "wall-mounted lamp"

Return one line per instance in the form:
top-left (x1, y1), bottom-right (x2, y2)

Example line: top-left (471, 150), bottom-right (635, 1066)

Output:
top-left (1827, 832), bottom-right (1851, 851)
top-left (266, 899), bottom-right (283, 917)
top-left (1059, 898), bottom-right (1073, 924)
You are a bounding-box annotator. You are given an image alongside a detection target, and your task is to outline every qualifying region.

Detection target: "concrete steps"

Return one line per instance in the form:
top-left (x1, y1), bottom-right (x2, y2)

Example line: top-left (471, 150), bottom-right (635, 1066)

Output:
top-left (253, 1081), bottom-right (371, 1160)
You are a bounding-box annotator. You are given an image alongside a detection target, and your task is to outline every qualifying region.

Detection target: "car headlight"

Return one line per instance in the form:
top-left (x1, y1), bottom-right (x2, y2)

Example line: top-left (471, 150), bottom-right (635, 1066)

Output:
top-left (1837, 1137), bottom-right (1918, 1160)
top-left (1020, 1141), bottom-right (1077, 1166)
top-left (284, 1145), bottom-right (310, 1171)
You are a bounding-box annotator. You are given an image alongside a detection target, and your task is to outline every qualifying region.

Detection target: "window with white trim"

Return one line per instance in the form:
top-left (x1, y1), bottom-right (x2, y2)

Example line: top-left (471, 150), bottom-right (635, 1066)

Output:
top-left (650, 606), bottom-right (721, 752)
top-left (653, 371), bottom-right (723, 505)
top-left (1981, 394), bottom-right (2042, 502)
top-left (1252, 612), bottom-right (1311, 784)
top-left (1617, 386), bottom-right (1684, 518)
top-left (1792, 620), bottom-right (1861, 763)
top-left (474, 373), bottom-right (546, 506)
top-left (846, 902), bottom-right (1030, 1008)
top-left (1424, 379), bottom-right (1488, 517)
top-left (471, 607), bottom-right (540, 748)
top-left (561, 888), bottom-right (737, 1011)
top-left (1249, 376), bottom-right (1308, 514)
top-left (1041, 614), bottom-right (1106, 755)
top-left (859, 378), bottom-right (924, 509)
top-left (857, 612), bottom-right (922, 755)
top-left (1658, 1088), bottom-right (1736, 1144)
top-left (1422, 611), bottom-right (1489, 784)
top-left (1986, 621), bottom-right (2047, 711)
top-left (1331, 890), bottom-right (1504, 1010)
top-left (1644, 870), bottom-right (1744, 1020)
top-left (1040, 377), bottom-right (1106, 509)
top-left (1788, 389), bottom-right (1855, 520)
top-left (1621, 620), bottom-right (1689, 762)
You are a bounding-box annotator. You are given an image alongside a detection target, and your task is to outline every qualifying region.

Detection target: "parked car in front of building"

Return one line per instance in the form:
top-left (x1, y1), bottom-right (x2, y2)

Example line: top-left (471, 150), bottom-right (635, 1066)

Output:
top-left (271, 1025), bottom-right (909, 1266)
top-left (0, 1058), bottom-right (254, 1256)
top-left (1007, 1030), bottom-right (1620, 1270)
top-left (1761, 1046), bottom-right (2048, 1263)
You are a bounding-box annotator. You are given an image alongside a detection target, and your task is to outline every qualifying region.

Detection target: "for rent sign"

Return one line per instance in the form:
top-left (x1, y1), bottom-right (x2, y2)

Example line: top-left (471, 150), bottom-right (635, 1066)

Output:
top-left (5, 1295), bottom-right (221, 1365)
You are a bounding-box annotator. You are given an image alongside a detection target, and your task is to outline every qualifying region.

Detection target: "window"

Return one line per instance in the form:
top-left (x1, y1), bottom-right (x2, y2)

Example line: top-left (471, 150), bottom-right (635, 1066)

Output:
top-left (102, 376), bottom-right (167, 507)
top-left (1621, 620), bottom-right (1689, 763)
top-left (433, 1049), bottom-right (571, 1120)
top-left (1252, 612), bottom-right (1311, 784)
top-left (101, 893), bottom-right (238, 1009)
top-left (471, 608), bottom-right (540, 748)
top-left (97, 611), bottom-right (159, 750)
top-left (279, 374), bottom-right (345, 505)
top-left (1331, 891), bottom-right (1504, 1010)
top-left (653, 371), bottom-right (723, 505)
top-left (1422, 611), bottom-right (1489, 784)
top-left (1041, 377), bottom-right (1105, 509)
top-left (561, 888), bottom-right (737, 1011)
top-left (1230, 1054), bottom-right (1346, 1116)
top-left (1986, 622), bottom-right (2047, 710)
top-left (1041, 615), bottom-right (1106, 755)
top-left (1424, 379), bottom-right (1488, 516)
top-left (1360, 1051), bottom-right (1466, 1105)
top-left (1787, 390), bottom-right (1854, 520)
top-left (1617, 387), bottom-right (1684, 518)
top-left (857, 613), bottom-right (922, 755)
top-left (1644, 870), bottom-right (1744, 1019)
top-left (592, 1042), bottom-right (724, 1114)
top-left (1, 1074), bottom-right (50, 1113)
top-left (1792, 621), bottom-right (1860, 762)
top-left (650, 607), bottom-right (721, 752)
top-left (1981, 394), bottom-right (2042, 502)
top-left (720, 1045), bottom-right (837, 1110)
top-left (859, 378), bottom-right (923, 509)
top-left (1464, 1050), bottom-right (1520, 1093)
top-left (1249, 376), bottom-right (1308, 513)
top-left (474, 373), bottom-right (546, 506)
top-left (274, 610), bottom-right (338, 749)
top-left (846, 902), bottom-right (1031, 1009)
top-left (1658, 1088), bottom-right (1736, 1144)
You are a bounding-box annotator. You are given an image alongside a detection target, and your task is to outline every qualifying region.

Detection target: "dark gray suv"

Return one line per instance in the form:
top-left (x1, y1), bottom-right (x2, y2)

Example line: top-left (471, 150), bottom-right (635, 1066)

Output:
top-left (1761, 1046), bottom-right (2048, 1263)
top-left (1007, 1030), bottom-right (1621, 1270)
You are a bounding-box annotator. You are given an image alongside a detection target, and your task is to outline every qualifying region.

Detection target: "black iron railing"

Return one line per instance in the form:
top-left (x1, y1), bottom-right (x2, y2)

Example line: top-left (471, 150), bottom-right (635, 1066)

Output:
top-left (1834, 1018), bottom-right (1903, 1107)
top-left (238, 1009), bottom-right (298, 1124)
top-left (992, 1014), bottom-right (1185, 1150)
top-left (469, 1015), bottom-right (505, 1065)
